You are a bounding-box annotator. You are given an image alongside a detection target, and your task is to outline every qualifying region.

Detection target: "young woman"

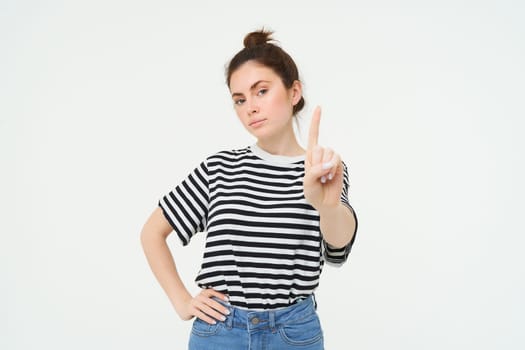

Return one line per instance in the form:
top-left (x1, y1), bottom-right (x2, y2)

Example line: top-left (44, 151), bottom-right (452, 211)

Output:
top-left (141, 29), bottom-right (358, 350)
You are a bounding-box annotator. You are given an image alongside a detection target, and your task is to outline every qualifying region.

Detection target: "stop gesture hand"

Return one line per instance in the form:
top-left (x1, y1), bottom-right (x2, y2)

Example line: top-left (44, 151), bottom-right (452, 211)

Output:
top-left (303, 106), bottom-right (344, 212)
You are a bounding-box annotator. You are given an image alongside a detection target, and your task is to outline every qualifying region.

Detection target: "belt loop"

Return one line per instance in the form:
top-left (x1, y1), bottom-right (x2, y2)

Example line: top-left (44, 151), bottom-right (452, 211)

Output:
top-left (225, 305), bottom-right (234, 329)
top-left (312, 293), bottom-right (318, 310)
top-left (269, 310), bottom-right (276, 332)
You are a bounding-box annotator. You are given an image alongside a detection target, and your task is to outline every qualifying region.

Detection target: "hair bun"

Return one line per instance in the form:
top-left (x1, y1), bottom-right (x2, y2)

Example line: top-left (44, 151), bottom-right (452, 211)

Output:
top-left (243, 29), bottom-right (274, 48)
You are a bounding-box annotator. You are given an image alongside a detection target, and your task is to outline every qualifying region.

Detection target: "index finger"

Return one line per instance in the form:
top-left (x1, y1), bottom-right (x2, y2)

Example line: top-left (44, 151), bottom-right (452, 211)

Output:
top-left (307, 106), bottom-right (321, 151)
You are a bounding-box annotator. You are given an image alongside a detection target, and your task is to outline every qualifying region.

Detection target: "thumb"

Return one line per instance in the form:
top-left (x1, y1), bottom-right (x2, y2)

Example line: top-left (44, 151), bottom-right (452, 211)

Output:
top-left (305, 161), bottom-right (333, 182)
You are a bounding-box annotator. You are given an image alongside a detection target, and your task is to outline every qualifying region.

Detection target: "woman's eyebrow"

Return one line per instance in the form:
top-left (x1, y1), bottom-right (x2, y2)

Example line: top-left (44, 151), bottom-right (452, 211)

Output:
top-left (231, 80), bottom-right (270, 98)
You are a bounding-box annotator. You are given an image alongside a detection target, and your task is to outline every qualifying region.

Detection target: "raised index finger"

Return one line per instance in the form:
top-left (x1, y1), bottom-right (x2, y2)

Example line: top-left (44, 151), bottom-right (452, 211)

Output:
top-left (307, 106), bottom-right (321, 151)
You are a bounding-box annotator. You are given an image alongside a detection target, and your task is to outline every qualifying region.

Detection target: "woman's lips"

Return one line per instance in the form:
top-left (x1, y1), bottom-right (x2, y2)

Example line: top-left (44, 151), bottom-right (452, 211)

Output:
top-left (249, 119), bottom-right (267, 128)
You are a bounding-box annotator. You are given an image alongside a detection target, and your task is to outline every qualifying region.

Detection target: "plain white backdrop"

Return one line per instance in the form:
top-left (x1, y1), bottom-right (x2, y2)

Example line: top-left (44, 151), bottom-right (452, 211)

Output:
top-left (2, 0), bottom-right (524, 349)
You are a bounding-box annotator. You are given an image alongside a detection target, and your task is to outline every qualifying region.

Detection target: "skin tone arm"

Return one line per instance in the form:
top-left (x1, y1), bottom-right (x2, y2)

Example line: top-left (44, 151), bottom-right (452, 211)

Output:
top-left (140, 207), bottom-right (230, 324)
top-left (303, 107), bottom-right (357, 248)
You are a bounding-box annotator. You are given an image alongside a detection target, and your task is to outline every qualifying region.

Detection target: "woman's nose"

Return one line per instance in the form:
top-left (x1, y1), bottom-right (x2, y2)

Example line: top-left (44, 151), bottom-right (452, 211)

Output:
top-left (248, 100), bottom-right (259, 115)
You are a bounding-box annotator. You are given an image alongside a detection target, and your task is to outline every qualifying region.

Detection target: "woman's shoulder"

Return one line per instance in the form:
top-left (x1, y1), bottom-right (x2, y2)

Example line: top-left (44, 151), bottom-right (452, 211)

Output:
top-left (203, 145), bottom-right (254, 163)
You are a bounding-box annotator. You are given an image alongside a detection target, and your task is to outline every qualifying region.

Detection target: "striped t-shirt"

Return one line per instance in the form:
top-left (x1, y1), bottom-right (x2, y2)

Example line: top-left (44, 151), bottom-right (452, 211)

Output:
top-left (159, 143), bottom-right (357, 310)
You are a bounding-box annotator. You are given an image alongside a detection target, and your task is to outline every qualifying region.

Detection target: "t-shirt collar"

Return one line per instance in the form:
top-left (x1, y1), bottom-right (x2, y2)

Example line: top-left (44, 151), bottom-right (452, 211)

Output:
top-left (249, 143), bottom-right (306, 164)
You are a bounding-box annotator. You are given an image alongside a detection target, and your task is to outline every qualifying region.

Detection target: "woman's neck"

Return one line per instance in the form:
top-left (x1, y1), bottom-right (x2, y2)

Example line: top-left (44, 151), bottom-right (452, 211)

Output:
top-left (256, 128), bottom-right (305, 157)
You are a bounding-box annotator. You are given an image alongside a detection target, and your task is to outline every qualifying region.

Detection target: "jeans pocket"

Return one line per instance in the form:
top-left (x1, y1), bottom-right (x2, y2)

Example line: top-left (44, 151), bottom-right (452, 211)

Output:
top-left (278, 313), bottom-right (324, 346)
top-left (191, 317), bottom-right (223, 337)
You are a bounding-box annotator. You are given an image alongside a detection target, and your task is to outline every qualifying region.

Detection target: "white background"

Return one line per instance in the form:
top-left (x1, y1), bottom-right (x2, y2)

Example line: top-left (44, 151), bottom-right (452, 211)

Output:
top-left (2, 0), bottom-right (524, 349)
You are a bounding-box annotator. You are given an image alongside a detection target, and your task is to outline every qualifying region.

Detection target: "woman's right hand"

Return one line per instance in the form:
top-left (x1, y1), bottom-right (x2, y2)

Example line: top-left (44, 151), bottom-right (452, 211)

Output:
top-left (179, 288), bottom-right (231, 324)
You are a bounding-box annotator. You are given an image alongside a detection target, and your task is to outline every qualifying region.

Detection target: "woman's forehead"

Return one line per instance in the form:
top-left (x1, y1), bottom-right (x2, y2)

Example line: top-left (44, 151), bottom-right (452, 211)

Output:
top-left (229, 62), bottom-right (278, 92)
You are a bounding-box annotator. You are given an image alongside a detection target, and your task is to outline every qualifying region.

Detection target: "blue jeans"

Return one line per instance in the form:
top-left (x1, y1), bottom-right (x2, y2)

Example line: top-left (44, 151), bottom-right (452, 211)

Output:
top-left (188, 295), bottom-right (324, 350)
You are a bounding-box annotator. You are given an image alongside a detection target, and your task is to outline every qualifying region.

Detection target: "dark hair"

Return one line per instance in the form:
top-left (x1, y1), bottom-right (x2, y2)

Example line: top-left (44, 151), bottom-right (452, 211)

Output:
top-left (226, 29), bottom-right (305, 115)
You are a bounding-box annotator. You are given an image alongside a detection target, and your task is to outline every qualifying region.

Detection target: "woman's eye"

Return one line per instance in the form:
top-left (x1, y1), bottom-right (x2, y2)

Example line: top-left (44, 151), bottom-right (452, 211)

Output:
top-left (257, 89), bottom-right (268, 96)
top-left (234, 99), bottom-right (245, 105)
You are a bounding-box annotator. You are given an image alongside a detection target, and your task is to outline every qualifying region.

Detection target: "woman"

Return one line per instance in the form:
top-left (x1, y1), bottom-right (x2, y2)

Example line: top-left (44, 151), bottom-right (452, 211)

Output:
top-left (141, 29), bottom-right (358, 350)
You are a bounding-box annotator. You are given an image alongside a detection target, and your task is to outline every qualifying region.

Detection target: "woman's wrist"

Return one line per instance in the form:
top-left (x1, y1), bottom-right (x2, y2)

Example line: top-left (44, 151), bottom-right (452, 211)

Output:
top-left (171, 290), bottom-right (193, 320)
top-left (317, 202), bottom-right (344, 218)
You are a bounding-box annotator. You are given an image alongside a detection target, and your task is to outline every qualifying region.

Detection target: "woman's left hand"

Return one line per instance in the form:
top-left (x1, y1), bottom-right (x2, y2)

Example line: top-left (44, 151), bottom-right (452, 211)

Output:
top-left (303, 106), bottom-right (344, 212)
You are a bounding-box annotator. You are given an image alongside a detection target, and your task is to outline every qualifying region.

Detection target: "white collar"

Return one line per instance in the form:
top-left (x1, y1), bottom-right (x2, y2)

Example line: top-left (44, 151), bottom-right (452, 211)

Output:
top-left (249, 143), bottom-right (306, 164)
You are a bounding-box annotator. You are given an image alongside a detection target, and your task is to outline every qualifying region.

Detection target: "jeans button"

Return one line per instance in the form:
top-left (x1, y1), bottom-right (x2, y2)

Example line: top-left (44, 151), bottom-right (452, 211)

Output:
top-left (251, 317), bottom-right (260, 325)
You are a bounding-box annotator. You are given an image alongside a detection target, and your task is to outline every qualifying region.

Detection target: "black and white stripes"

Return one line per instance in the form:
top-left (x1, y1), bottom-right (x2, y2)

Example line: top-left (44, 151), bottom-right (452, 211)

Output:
top-left (159, 144), bottom-right (357, 310)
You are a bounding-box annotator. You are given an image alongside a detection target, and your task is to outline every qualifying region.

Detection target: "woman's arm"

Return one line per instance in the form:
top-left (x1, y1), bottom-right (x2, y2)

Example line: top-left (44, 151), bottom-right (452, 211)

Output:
top-left (140, 207), bottom-right (229, 324)
top-left (303, 107), bottom-right (357, 249)
top-left (318, 204), bottom-right (357, 248)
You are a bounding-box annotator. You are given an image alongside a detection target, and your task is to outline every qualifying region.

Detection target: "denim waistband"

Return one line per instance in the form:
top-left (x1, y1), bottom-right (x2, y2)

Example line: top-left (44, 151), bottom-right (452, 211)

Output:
top-left (215, 295), bottom-right (317, 332)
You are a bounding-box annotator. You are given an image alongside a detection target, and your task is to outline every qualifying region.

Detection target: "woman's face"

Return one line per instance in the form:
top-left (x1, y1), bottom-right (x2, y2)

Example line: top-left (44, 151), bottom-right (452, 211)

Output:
top-left (229, 60), bottom-right (301, 141)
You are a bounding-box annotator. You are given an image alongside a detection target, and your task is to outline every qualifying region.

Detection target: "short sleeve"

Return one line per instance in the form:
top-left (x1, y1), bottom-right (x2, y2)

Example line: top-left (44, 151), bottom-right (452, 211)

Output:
top-left (158, 160), bottom-right (210, 246)
top-left (322, 161), bottom-right (358, 266)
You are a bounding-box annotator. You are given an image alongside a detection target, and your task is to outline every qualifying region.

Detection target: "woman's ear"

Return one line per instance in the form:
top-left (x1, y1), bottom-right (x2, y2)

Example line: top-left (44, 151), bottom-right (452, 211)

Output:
top-left (290, 80), bottom-right (303, 106)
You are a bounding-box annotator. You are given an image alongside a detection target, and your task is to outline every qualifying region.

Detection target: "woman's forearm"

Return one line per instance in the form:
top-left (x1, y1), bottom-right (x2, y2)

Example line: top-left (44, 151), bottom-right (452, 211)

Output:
top-left (140, 228), bottom-right (192, 319)
top-left (318, 203), bottom-right (357, 248)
